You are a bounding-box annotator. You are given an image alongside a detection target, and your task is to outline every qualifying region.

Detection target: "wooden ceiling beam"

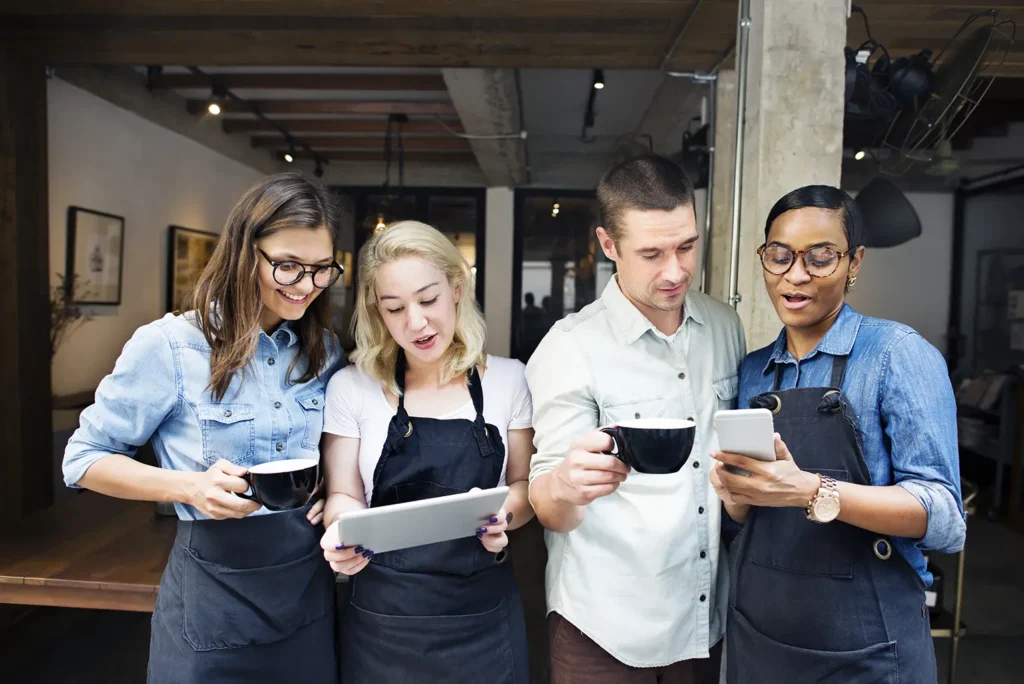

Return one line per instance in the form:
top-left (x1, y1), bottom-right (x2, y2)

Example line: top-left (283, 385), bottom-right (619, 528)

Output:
top-left (149, 73), bottom-right (448, 91)
top-left (188, 100), bottom-right (457, 115)
top-left (252, 136), bottom-right (471, 150)
top-left (222, 118), bottom-right (462, 134)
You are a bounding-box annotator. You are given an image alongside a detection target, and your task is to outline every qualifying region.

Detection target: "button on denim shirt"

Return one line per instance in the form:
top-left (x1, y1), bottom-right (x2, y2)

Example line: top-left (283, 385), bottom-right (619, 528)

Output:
top-left (63, 313), bottom-right (344, 520)
top-left (738, 304), bottom-right (966, 586)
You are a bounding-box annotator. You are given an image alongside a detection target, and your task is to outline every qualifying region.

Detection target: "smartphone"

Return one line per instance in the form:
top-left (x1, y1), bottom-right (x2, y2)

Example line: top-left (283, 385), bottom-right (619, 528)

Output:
top-left (713, 408), bottom-right (776, 475)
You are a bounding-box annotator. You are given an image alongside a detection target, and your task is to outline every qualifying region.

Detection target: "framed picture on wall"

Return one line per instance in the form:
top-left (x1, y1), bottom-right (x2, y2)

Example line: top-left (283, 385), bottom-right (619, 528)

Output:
top-left (167, 225), bottom-right (219, 312)
top-left (66, 206), bottom-right (125, 305)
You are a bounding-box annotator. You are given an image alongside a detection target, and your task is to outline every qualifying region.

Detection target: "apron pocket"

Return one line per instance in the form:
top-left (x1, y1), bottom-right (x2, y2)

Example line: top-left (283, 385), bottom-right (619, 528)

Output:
top-left (344, 599), bottom-right (516, 684)
top-left (181, 545), bottom-right (332, 652)
top-left (749, 468), bottom-right (855, 578)
top-left (728, 607), bottom-right (898, 684)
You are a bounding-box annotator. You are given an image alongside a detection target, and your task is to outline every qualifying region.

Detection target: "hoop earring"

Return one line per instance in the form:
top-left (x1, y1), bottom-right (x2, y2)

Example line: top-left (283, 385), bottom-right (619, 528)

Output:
top-left (847, 276), bottom-right (858, 289)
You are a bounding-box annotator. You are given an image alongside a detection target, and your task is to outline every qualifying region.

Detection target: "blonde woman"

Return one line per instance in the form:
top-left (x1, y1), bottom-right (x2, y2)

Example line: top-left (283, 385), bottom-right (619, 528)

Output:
top-left (319, 221), bottom-right (534, 683)
top-left (62, 172), bottom-right (344, 682)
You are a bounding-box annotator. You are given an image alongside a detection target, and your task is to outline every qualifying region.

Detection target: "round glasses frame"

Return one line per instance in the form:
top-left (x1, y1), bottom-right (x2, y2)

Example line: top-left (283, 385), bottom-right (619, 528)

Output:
top-left (756, 243), bottom-right (851, 278)
top-left (258, 248), bottom-right (344, 289)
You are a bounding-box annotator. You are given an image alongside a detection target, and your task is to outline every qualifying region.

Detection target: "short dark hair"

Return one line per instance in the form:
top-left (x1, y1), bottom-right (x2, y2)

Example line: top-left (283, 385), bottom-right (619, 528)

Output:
top-left (764, 185), bottom-right (863, 253)
top-left (597, 155), bottom-right (696, 243)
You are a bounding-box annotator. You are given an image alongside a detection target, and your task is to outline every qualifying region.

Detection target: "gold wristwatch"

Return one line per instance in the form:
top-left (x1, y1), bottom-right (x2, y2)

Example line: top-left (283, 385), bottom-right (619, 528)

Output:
top-left (806, 474), bottom-right (840, 523)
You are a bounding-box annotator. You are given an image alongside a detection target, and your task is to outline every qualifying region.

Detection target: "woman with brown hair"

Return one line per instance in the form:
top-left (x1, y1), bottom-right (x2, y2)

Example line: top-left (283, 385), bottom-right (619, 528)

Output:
top-left (62, 172), bottom-right (345, 683)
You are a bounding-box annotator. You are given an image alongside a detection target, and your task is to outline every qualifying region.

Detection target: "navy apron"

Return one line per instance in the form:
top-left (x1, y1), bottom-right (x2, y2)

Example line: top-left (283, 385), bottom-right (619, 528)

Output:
top-left (726, 355), bottom-right (936, 684)
top-left (340, 357), bottom-right (529, 684)
top-left (147, 503), bottom-right (338, 683)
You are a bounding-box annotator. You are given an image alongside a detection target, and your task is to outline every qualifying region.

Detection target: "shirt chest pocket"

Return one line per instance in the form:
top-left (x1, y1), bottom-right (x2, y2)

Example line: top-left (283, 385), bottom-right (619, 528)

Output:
top-left (600, 397), bottom-right (674, 426)
top-left (296, 390), bottom-right (325, 451)
top-left (713, 373), bottom-right (739, 410)
top-left (197, 403), bottom-right (256, 467)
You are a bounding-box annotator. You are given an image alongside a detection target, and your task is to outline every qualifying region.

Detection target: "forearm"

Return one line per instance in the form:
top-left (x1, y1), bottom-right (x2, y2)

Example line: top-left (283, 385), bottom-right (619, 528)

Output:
top-left (77, 454), bottom-right (196, 505)
top-left (723, 501), bottom-right (751, 524)
top-left (530, 473), bottom-right (584, 533)
top-left (834, 482), bottom-right (928, 539)
top-left (325, 491), bottom-right (367, 526)
top-left (503, 480), bottom-right (534, 530)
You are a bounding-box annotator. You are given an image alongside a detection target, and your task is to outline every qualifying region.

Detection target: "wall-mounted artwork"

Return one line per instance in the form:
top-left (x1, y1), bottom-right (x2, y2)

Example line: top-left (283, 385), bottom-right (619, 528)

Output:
top-left (167, 225), bottom-right (219, 312)
top-left (66, 206), bottom-right (125, 305)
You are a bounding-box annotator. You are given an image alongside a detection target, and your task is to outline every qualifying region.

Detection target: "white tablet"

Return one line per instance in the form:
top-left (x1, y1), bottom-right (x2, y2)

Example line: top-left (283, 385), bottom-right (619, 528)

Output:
top-left (334, 486), bottom-right (509, 554)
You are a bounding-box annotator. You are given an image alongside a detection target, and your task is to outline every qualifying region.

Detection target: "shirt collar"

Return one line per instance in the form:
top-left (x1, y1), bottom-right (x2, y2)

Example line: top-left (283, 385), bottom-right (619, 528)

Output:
top-left (602, 275), bottom-right (704, 346)
top-left (265, 320), bottom-right (299, 348)
top-left (763, 303), bottom-right (862, 373)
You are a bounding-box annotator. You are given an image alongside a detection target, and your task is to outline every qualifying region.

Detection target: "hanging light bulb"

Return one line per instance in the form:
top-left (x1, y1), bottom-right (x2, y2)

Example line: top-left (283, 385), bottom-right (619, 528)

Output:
top-left (207, 102), bottom-right (221, 116)
top-left (374, 215), bottom-right (387, 234)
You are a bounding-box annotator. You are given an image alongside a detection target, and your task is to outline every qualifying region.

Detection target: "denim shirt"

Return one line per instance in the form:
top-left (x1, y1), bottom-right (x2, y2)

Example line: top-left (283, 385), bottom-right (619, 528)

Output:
top-left (738, 304), bottom-right (966, 586)
top-left (63, 312), bottom-right (344, 520)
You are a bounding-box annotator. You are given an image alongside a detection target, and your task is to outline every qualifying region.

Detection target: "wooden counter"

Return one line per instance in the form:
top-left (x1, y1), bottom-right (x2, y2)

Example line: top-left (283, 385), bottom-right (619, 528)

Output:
top-left (0, 492), bottom-right (175, 612)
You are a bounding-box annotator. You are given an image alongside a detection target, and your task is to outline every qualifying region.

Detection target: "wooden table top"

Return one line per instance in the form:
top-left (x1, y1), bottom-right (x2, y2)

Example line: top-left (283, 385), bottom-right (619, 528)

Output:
top-left (0, 492), bottom-right (176, 612)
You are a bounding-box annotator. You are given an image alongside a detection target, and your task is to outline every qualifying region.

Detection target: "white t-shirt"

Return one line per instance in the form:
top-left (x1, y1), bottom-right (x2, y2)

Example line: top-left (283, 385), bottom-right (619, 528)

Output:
top-left (324, 355), bottom-right (533, 505)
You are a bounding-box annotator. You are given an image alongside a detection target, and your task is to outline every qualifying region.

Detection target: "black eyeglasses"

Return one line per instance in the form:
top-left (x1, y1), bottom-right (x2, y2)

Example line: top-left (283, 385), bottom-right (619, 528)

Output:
top-left (258, 249), bottom-right (343, 289)
top-left (757, 243), bottom-right (850, 278)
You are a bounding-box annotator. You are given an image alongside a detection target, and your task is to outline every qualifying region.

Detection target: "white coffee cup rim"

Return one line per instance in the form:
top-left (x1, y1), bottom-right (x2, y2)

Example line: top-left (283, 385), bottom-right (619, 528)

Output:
top-left (614, 418), bottom-right (695, 430)
top-left (248, 458), bottom-right (319, 475)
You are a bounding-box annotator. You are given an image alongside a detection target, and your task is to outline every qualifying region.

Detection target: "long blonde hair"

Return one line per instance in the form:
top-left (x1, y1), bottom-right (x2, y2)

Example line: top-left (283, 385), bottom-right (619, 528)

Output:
top-left (186, 172), bottom-right (340, 400)
top-left (350, 220), bottom-right (486, 394)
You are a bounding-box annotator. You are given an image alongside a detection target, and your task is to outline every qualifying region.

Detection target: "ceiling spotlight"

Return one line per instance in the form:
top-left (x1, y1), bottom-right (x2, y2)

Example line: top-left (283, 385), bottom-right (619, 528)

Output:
top-left (593, 69), bottom-right (605, 90)
top-left (284, 152), bottom-right (294, 163)
top-left (207, 102), bottom-right (221, 116)
top-left (854, 149), bottom-right (867, 161)
top-left (284, 141), bottom-right (296, 163)
top-left (206, 82), bottom-right (227, 116)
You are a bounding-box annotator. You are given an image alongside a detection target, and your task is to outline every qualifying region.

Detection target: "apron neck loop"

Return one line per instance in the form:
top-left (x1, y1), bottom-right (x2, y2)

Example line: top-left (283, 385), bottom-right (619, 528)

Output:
top-left (770, 354), bottom-right (849, 392)
top-left (467, 365), bottom-right (495, 458)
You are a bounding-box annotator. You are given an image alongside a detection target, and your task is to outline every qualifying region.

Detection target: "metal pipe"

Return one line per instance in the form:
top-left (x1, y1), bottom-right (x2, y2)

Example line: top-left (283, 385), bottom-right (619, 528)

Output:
top-left (727, 0), bottom-right (752, 310)
top-left (701, 85), bottom-right (716, 293)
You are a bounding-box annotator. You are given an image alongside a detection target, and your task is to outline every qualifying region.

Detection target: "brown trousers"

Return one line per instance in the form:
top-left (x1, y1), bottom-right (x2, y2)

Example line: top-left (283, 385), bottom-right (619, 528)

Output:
top-left (549, 612), bottom-right (722, 684)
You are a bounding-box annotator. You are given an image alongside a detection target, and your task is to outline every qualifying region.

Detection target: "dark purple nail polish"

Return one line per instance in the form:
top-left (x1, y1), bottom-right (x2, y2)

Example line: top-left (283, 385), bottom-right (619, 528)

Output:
top-left (335, 544), bottom-right (345, 550)
top-left (362, 550), bottom-right (372, 558)
top-left (354, 546), bottom-right (364, 554)
top-left (490, 516), bottom-right (498, 523)
top-left (476, 530), bottom-right (484, 538)
top-left (367, 550), bottom-right (374, 559)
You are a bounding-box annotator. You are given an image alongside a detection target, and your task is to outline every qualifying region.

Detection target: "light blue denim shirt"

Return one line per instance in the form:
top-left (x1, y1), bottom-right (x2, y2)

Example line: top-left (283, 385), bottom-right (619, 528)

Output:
top-left (738, 304), bottom-right (966, 586)
top-left (63, 312), bottom-right (343, 520)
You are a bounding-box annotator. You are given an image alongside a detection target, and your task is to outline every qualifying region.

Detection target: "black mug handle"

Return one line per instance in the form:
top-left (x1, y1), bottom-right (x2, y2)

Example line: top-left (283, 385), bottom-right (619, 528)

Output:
top-left (599, 426), bottom-right (624, 460)
top-left (236, 473), bottom-right (261, 504)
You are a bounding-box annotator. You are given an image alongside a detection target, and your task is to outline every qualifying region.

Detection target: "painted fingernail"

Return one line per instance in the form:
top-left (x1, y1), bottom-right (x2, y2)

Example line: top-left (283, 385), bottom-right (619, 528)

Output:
top-left (354, 546), bottom-right (364, 554)
top-left (506, 512), bottom-right (514, 523)
top-left (335, 544), bottom-right (345, 550)
top-left (476, 530), bottom-right (484, 538)
top-left (490, 516), bottom-right (499, 523)
top-left (362, 550), bottom-right (373, 559)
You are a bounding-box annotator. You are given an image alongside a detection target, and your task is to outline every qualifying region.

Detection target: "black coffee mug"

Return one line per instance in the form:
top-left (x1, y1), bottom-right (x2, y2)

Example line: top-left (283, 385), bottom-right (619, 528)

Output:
top-left (238, 458), bottom-right (319, 511)
top-left (600, 418), bottom-right (696, 474)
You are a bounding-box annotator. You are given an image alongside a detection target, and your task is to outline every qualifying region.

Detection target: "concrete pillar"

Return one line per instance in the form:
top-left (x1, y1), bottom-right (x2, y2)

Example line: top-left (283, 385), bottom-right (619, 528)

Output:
top-left (707, 70), bottom-right (737, 305)
top-left (733, 0), bottom-right (847, 351)
top-left (483, 187), bottom-right (514, 357)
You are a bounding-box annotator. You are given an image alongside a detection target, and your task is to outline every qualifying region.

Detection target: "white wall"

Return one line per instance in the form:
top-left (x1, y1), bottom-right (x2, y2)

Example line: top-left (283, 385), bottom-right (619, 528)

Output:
top-left (49, 78), bottom-right (266, 396)
top-left (846, 192), bottom-right (954, 350)
top-left (484, 187), bottom-right (515, 356)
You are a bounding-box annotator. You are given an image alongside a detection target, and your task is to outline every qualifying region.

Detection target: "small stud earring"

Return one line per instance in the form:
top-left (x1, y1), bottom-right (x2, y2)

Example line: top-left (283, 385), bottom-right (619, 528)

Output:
top-left (847, 276), bottom-right (858, 289)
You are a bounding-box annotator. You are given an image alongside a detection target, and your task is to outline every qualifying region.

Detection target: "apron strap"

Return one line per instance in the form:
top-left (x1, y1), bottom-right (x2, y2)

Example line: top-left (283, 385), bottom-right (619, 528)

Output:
top-left (829, 354), bottom-right (849, 389)
top-left (394, 353), bottom-right (413, 430)
top-left (467, 366), bottom-right (497, 458)
top-left (771, 362), bottom-right (784, 392)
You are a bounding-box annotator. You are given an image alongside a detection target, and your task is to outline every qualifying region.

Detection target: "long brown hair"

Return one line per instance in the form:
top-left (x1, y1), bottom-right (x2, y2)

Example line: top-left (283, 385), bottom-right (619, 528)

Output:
top-left (185, 172), bottom-right (340, 400)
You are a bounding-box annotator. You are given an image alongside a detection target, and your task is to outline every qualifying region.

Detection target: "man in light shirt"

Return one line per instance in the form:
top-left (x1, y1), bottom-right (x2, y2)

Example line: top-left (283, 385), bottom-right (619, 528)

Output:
top-left (526, 155), bottom-right (746, 684)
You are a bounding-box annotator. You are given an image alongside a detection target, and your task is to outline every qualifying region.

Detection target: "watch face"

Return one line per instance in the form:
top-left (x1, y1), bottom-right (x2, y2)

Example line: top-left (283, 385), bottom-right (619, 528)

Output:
top-left (814, 495), bottom-right (841, 522)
